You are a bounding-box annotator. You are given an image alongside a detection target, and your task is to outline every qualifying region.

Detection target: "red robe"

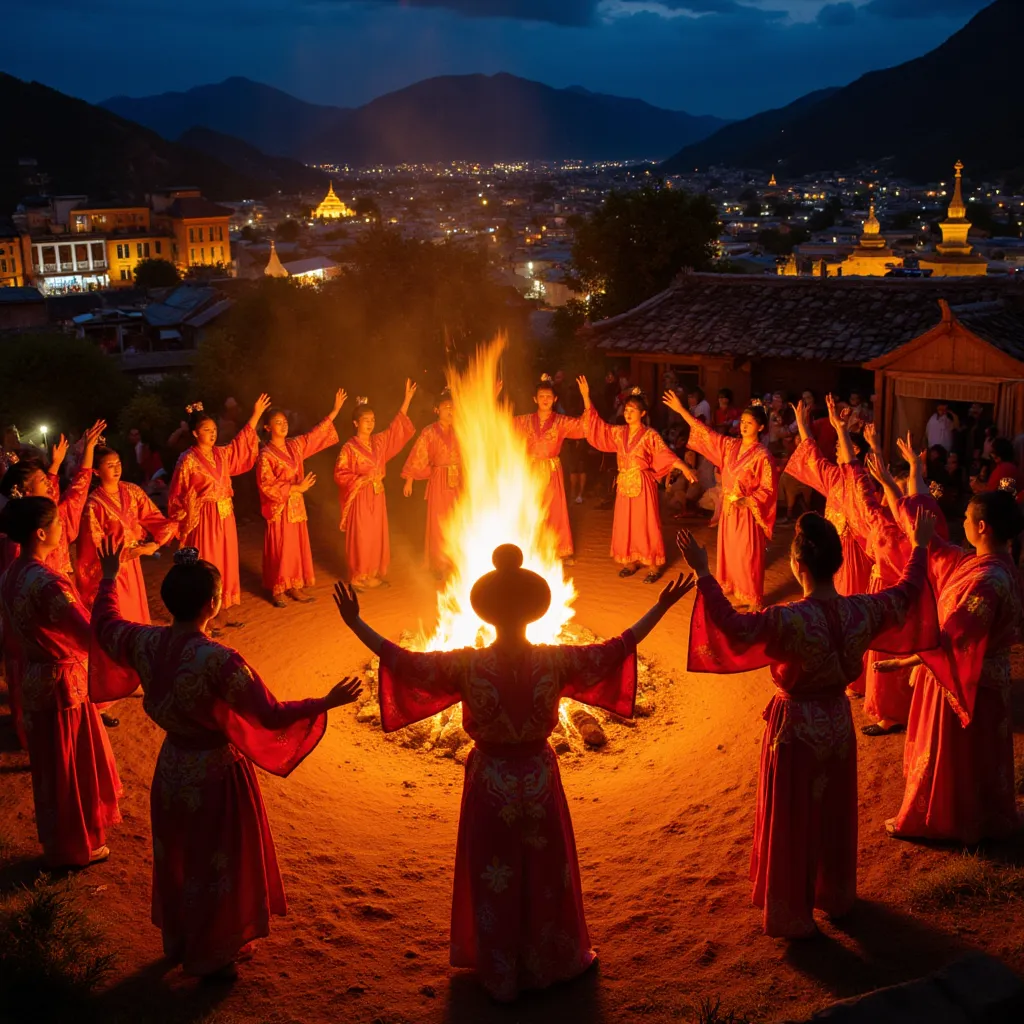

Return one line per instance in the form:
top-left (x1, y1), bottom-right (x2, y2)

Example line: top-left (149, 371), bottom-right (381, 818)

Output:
top-left (584, 409), bottom-right (678, 566)
top-left (785, 440), bottom-right (874, 693)
top-left (378, 633), bottom-right (637, 1001)
top-left (687, 421), bottom-right (778, 609)
top-left (400, 421), bottom-right (462, 572)
top-left (333, 413), bottom-right (415, 580)
top-left (688, 546), bottom-right (931, 937)
top-left (167, 425), bottom-right (259, 608)
top-left (513, 413), bottom-right (585, 558)
top-left (257, 417), bottom-right (339, 596)
top-left (0, 558), bottom-right (121, 866)
top-left (90, 579), bottom-right (329, 975)
top-left (888, 497), bottom-right (1023, 844)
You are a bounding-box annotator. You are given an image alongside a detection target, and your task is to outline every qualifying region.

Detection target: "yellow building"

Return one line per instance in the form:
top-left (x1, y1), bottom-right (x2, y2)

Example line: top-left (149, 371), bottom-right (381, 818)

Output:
top-left (71, 204), bottom-right (151, 234)
top-left (919, 161), bottom-right (987, 278)
top-left (314, 181), bottom-right (354, 220)
top-left (0, 223), bottom-right (25, 287)
top-left (106, 235), bottom-right (175, 287)
top-left (154, 196), bottom-right (233, 272)
top-left (840, 202), bottom-right (902, 277)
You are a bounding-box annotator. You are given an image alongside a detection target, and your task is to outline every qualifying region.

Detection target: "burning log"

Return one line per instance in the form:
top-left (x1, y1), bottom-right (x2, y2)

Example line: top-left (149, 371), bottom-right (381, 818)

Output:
top-left (569, 705), bottom-right (607, 747)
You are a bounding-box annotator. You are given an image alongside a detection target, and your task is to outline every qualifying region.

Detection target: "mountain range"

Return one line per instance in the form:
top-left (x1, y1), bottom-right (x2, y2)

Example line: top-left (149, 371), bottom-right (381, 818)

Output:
top-left (101, 73), bottom-right (728, 164)
top-left (662, 0), bottom-right (1023, 182)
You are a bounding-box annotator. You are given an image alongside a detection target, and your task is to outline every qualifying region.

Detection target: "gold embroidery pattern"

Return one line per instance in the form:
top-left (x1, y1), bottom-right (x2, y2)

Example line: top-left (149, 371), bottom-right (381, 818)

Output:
top-left (617, 468), bottom-right (642, 498)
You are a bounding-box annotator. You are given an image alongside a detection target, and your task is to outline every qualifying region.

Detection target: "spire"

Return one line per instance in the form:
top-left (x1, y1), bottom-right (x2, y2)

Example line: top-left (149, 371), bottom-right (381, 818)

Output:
top-left (326, 179), bottom-right (337, 199)
top-left (947, 160), bottom-right (966, 220)
top-left (936, 159), bottom-right (973, 255)
top-left (264, 239), bottom-right (288, 278)
top-left (863, 201), bottom-right (880, 237)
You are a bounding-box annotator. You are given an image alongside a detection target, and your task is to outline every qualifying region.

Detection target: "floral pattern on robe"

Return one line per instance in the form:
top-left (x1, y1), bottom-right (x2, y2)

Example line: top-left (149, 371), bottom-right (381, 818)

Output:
top-left (257, 417), bottom-right (339, 525)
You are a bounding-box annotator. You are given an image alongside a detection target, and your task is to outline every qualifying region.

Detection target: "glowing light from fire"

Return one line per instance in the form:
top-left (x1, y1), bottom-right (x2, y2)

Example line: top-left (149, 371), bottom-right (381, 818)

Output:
top-left (418, 337), bottom-right (576, 652)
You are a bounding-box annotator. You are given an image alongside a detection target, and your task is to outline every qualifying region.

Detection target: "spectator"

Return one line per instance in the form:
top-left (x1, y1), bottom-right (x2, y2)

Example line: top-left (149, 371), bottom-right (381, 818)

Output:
top-left (599, 371), bottom-right (619, 421)
top-left (925, 401), bottom-right (959, 451)
top-left (218, 397), bottom-right (242, 444)
top-left (687, 386), bottom-right (711, 426)
top-left (847, 390), bottom-right (872, 432)
top-left (977, 437), bottom-right (1020, 493)
top-left (767, 391), bottom-right (796, 458)
top-left (801, 389), bottom-right (824, 421)
top-left (713, 388), bottom-right (740, 436)
top-left (666, 450), bottom-right (703, 518)
top-left (961, 401), bottom-right (991, 463)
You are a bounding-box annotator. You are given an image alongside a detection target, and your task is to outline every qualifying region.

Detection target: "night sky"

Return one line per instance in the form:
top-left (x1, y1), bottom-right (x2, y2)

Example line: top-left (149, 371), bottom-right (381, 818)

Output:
top-left (4, 0), bottom-right (991, 119)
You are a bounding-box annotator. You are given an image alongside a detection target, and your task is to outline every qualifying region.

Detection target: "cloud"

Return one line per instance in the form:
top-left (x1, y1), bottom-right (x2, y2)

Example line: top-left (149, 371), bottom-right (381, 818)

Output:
top-left (358, 0), bottom-right (599, 26)
top-left (861, 0), bottom-right (990, 18)
top-left (816, 1), bottom-right (856, 26)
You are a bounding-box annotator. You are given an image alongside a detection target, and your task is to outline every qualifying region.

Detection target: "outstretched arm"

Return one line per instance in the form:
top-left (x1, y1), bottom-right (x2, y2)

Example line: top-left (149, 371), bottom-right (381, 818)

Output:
top-left (826, 394), bottom-right (857, 466)
top-left (865, 453), bottom-right (902, 522)
top-left (662, 389), bottom-right (701, 431)
top-left (333, 582), bottom-right (385, 655)
top-left (896, 433), bottom-right (928, 497)
top-left (627, 573), bottom-right (696, 644)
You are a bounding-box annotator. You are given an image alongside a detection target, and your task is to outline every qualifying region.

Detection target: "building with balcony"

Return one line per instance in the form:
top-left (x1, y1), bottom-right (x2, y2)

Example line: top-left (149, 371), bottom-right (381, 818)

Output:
top-left (26, 236), bottom-right (109, 294)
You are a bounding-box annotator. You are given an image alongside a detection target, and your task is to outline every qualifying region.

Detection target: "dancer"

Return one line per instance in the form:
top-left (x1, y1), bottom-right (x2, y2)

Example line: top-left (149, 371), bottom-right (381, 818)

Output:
top-left (91, 539), bottom-right (363, 979)
top-left (401, 388), bottom-right (461, 576)
top-left (580, 379), bottom-right (689, 582)
top-left (665, 390), bottom-right (777, 610)
top-left (677, 508), bottom-right (935, 938)
top-left (334, 543), bottom-right (693, 1000)
top-left (881, 442), bottom-right (1023, 845)
top-left (0, 497), bottom-right (121, 867)
top-left (334, 380), bottom-right (416, 590)
top-left (513, 374), bottom-right (585, 562)
top-left (257, 390), bottom-right (347, 607)
top-left (167, 394), bottom-right (272, 610)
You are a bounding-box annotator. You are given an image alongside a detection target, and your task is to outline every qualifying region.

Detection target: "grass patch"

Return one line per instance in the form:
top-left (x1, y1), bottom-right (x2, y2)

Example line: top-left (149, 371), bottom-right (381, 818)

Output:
top-left (907, 852), bottom-right (1024, 911)
top-left (691, 996), bottom-right (754, 1024)
top-left (0, 874), bottom-right (115, 1017)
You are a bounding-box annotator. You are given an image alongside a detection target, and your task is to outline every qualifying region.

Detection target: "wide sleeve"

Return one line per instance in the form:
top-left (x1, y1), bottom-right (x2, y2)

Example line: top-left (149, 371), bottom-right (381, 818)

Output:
top-left (686, 419), bottom-right (729, 469)
top-left (687, 574), bottom-right (785, 673)
top-left (296, 417), bottom-right (340, 459)
top-left (584, 407), bottom-right (621, 454)
top-left (559, 415), bottom-right (586, 442)
top-left (224, 423), bottom-right (259, 476)
top-left (856, 545), bottom-right (939, 656)
top-left (785, 438), bottom-right (840, 497)
top-left (89, 577), bottom-right (157, 703)
top-left (210, 654), bottom-right (329, 776)
top-left (334, 444), bottom-right (358, 487)
top-left (555, 632), bottom-right (637, 717)
top-left (46, 573), bottom-right (93, 651)
top-left (896, 494), bottom-right (962, 590)
top-left (131, 485), bottom-right (177, 546)
top-left (257, 451), bottom-right (292, 507)
top-left (167, 453), bottom-right (199, 536)
top-left (58, 468), bottom-right (92, 544)
top-left (646, 430), bottom-right (680, 480)
top-left (377, 639), bottom-right (467, 731)
top-left (746, 451), bottom-right (779, 540)
top-left (401, 430), bottom-right (433, 481)
top-left (380, 412), bottom-right (416, 463)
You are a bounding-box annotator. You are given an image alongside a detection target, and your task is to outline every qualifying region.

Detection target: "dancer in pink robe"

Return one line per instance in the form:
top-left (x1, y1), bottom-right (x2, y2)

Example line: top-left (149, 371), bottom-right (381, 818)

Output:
top-left (666, 391), bottom-right (778, 609)
top-left (334, 542), bottom-right (693, 1000)
top-left (167, 394), bottom-right (272, 610)
top-left (334, 380), bottom-right (416, 589)
top-left (513, 375), bottom-right (585, 561)
top-left (401, 389), bottom-right (461, 575)
top-left (580, 379), bottom-right (687, 582)
top-left (0, 497), bottom-right (121, 867)
top-left (678, 508), bottom-right (936, 937)
top-left (91, 539), bottom-right (363, 979)
top-left (257, 390), bottom-right (345, 606)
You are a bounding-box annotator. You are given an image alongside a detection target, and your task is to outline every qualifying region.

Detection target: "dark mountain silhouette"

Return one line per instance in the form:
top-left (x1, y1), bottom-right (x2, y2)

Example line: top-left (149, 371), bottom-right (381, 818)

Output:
top-left (0, 72), bottom-right (316, 209)
top-left (102, 73), bottom-right (728, 164)
top-left (661, 0), bottom-right (1023, 181)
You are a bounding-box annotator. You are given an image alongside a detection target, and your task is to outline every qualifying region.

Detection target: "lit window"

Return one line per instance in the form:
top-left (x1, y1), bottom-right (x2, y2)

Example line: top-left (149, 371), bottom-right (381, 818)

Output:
top-left (189, 228), bottom-right (195, 243)
top-left (190, 248), bottom-right (195, 262)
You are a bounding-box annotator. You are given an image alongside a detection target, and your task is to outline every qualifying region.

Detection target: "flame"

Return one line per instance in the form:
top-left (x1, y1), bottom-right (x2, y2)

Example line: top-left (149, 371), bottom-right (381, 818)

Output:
top-left (419, 337), bottom-right (576, 652)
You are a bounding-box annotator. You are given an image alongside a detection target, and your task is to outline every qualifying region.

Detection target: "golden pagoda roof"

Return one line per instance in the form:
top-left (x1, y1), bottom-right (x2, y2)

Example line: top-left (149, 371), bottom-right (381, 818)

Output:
top-left (264, 239), bottom-right (288, 278)
top-left (947, 160), bottom-right (967, 220)
top-left (863, 201), bottom-right (881, 236)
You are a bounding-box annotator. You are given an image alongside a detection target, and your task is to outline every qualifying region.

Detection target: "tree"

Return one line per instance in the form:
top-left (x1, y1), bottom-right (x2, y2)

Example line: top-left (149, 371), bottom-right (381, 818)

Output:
top-left (569, 185), bottom-right (719, 321)
top-left (757, 227), bottom-right (809, 256)
top-left (133, 258), bottom-right (180, 290)
top-left (808, 196), bottom-right (843, 232)
top-left (239, 225), bottom-right (260, 242)
top-left (353, 196), bottom-right (381, 223)
top-left (743, 201), bottom-right (762, 218)
top-left (276, 218), bottom-right (301, 243)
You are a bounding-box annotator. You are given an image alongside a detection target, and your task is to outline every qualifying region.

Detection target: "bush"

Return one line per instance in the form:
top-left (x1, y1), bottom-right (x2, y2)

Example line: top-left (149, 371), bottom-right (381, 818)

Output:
top-left (906, 852), bottom-right (1024, 910)
top-left (133, 258), bottom-right (180, 290)
top-left (0, 875), bottom-right (116, 1016)
top-left (692, 996), bottom-right (754, 1024)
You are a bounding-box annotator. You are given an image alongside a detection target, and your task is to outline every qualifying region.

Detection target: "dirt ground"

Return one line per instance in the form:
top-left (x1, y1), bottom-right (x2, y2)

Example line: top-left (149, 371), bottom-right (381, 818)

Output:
top-left (2, 487), bottom-right (1024, 1024)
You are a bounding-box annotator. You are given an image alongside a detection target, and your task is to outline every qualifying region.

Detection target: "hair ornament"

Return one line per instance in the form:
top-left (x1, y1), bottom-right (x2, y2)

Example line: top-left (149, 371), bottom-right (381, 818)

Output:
top-left (5, 452), bottom-right (18, 465)
top-left (629, 386), bottom-right (645, 397)
top-left (9, 485), bottom-right (22, 500)
top-left (748, 397), bottom-right (765, 408)
top-left (355, 396), bottom-right (369, 408)
top-left (173, 546), bottom-right (201, 567)
top-left (998, 476), bottom-right (1018, 496)
top-left (929, 480), bottom-right (945, 499)
top-left (540, 373), bottom-right (554, 384)
top-left (185, 402), bottom-right (204, 415)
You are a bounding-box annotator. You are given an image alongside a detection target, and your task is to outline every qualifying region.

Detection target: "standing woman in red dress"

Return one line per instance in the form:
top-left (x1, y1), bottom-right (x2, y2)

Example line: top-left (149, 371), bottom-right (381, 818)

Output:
top-left (0, 497), bottom-right (122, 867)
top-left (167, 394), bottom-right (272, 610)
top-left (513, 375), bottom-right (586, 563)
top-left (333, 380), bottom-right (416, 590)
top-left (334, 543), bottom-right (693, 1000)
top-left (401, 388), bottom-right (461, 577)
top-left (257, 389), bottom-right (347, 607)
top-left (665, 390), bottom-right (777, 610)
top-left (677, 509), bottom-right (936, 938)
top-left (579, 378), bottom-right (690, 582)
top-left (91, 539), bottom-right (362, 979)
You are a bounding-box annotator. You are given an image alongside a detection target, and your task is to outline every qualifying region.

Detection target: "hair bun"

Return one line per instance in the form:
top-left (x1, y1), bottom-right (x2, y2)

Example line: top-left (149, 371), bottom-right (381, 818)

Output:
top-left (174, 546), bottom-right (200, 567)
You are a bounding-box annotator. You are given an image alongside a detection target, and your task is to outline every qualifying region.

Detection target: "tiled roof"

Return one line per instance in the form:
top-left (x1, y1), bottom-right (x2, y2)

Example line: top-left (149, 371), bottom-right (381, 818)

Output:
top-left (162, 197), bottom-right (233, 220)
top-left (583, 272), bottom-right (1024, 364)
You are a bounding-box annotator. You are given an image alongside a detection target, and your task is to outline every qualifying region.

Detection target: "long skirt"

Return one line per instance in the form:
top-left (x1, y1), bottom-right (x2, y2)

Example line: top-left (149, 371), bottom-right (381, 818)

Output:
top-left (181, 503), bottom-right (242, 608)
top-left (539, 463), bottom-right (574, 559)
top-left (3, 644), bottom-right (28, 751)
top-left (343, 488), bottom-right (391, 580)
top-left (836, 534), bottom-right (873, 696)
top-left (262, 517), bottom-right (315, 596)
top-left (423, 471), bottom-right (459, 572)
top-left (863, 573), bottom-right (914, 722)
top-left (25, 702), bottom-right (122, 866)
top-left (717, 503), bottom-right (767, 608)
top-left (752, 694), bottom-right (857, 937)
top-left (450, 741), bottom-right (594, 1001)
top-left (610, 472), bottom-right (665, 566)
top-left (151, 741), bottom-right (286, 975)
top-left (887, 667), bottom-right (1020, 844)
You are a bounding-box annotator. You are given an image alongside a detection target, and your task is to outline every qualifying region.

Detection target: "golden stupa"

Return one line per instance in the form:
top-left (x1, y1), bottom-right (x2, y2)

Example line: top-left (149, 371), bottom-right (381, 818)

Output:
top-left (919, 161), bottom-right (987, 277)
top-left (264, 240), bottom-right (288, 278)
top-left (841, 200), bottom-right (902, 277)
top-left (314, 181), bottom-right (355, 220)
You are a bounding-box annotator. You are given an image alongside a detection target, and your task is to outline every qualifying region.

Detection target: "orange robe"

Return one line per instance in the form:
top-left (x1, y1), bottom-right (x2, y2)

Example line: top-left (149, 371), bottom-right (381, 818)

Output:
top-left (400, 421), bottom-right (461, 573)
top-left (257, 417), bottom-right (339, 595)
top-left (167, 425), bottom-right (259, 608)
top-left (513, 413), bottom-right (585, 558)
top-left (333, 413), bottom-right (414, 580)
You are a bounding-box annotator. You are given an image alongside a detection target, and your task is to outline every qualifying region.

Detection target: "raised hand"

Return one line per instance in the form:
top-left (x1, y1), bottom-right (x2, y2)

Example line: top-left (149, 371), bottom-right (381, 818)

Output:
top-left (657, 572), bottom-right (697, 609)
top-left (51, 433), bottom-right (69, 472)
top-left (662, 389), bottom-right (686, 418)
top-left (576, 375), bottom-right (591, 410)
top-left (296, 471), bottom-right (316, 494)
top-left (676, 528), bottom-right (710, 576)
top-left (403, 379), bottom-right (418, 410)
top-left (252, 393), bottom-right (273, 422)
top-left (333, 581), bottom-right (361, 628)
top-left (863, 421), bottom-right (879, 454)
top-left (825, 394), bottom-right (848, 432)
top-left (83, 419), bottom-right (107, 450)
top-left (330, 388), bottom-right (348, 419)
top-left (403, 477), bottom-right (413, 498)
top-left (325, 676), bottom-right (363, 709)
top-left (864, 452), bottom-right (887, 485)
top-left (910, 506), bottom-right (936, 548)
top-left (97, 535), bottom-right (125, 580)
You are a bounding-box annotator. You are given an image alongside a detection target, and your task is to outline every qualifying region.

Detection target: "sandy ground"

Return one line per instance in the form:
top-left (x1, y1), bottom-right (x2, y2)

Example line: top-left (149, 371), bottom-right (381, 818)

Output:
top-left (2, 483), bottom-right (1024, 1024)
